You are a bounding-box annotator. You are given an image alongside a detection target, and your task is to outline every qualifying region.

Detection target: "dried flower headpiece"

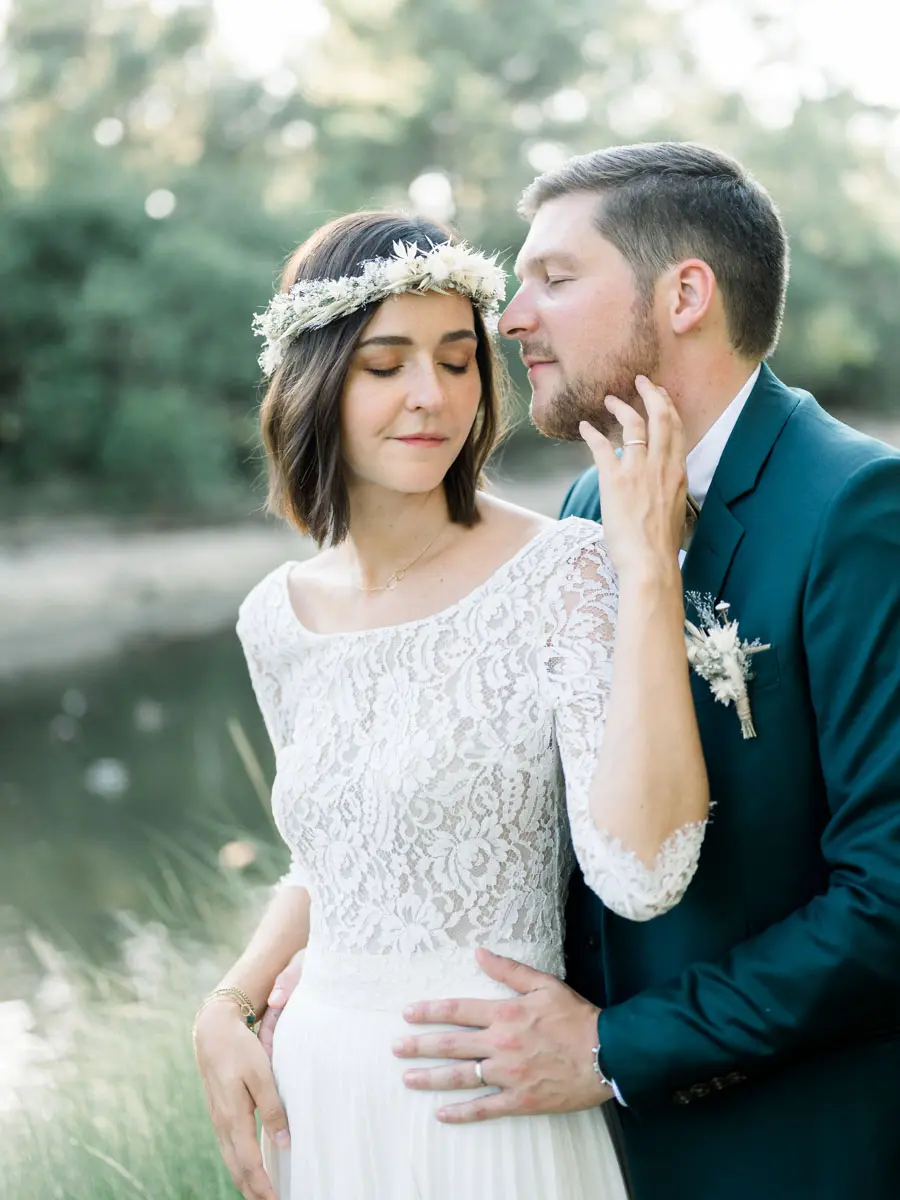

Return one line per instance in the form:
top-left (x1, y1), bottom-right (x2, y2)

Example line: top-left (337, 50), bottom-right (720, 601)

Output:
top-left (252, 239), bottom-right (508, 377)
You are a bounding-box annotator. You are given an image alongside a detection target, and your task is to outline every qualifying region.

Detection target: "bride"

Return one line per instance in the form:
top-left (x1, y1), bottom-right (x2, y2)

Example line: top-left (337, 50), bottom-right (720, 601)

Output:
top-left (193, 210), bottom-right (708, 1200)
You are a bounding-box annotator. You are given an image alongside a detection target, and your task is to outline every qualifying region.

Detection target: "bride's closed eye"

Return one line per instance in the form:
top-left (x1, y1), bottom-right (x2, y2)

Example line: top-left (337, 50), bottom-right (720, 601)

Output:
top-left (366, 362), bottom-right (472, 378)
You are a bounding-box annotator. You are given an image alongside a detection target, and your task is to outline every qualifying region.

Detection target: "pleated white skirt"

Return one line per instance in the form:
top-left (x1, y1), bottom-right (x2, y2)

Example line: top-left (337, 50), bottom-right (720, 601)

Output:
top-left (262, 948), bottom-right (628, 1200)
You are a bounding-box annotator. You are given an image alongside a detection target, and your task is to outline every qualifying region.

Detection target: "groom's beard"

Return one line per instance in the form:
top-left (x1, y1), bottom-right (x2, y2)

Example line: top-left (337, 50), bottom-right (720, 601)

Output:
top-left (529, 305), bottom-right (661, 443)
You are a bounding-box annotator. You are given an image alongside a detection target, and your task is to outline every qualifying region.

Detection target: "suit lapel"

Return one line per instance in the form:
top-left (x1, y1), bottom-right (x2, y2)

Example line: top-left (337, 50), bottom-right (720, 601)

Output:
top-left (681, 491), bottom-right (743, 605)
top-left (681, 364), bottom-right (803, 602)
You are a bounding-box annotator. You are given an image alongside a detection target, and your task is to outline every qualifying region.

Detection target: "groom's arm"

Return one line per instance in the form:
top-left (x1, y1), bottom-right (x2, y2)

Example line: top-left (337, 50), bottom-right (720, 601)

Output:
top-left (598, 454), bottom-right (900, 1109)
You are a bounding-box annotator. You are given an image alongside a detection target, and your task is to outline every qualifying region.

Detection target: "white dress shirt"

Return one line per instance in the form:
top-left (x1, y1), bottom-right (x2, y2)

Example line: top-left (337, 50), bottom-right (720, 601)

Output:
top-left (678, 364), bottom-right (761, 566)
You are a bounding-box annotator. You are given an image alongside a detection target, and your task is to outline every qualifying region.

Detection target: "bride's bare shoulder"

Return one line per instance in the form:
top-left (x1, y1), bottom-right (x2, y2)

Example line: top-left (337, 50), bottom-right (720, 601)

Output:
top-left (475, 493), bottom-right (555, 548)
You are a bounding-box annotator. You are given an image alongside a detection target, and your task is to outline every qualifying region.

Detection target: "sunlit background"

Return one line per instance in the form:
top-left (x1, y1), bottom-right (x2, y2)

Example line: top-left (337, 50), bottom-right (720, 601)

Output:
top-left (1, 0), bottom-right (899, 1193)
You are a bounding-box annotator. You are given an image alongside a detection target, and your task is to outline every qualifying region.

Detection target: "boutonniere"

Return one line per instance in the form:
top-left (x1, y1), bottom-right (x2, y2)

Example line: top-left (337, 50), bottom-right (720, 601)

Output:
top-left (684, 593), bottom-right (771, 740)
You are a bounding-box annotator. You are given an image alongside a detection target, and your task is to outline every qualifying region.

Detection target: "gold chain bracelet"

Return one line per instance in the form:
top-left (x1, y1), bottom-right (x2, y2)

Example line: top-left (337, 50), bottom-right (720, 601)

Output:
top-left (193, 986), bottom-right (261, 1038)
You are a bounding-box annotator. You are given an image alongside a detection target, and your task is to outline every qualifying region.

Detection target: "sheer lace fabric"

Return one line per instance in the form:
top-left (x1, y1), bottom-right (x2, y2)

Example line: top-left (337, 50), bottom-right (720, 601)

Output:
top-left (237, 517), bottom-right (705, 989)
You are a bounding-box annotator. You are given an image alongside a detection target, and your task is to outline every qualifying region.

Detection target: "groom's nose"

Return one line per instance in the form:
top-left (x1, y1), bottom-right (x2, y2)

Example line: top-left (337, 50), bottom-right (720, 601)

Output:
top-left (497, 287), bottom-right (538, 340)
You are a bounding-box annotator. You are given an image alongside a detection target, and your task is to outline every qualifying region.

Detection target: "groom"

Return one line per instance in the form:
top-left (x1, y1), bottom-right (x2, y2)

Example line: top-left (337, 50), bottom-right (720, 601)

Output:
top-left (265, 143), bottom-right (900, 1197)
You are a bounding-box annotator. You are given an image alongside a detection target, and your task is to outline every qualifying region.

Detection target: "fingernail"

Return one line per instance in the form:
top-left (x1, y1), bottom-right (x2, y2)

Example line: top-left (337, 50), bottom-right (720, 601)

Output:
top-left (268, 988), bottom-right (284, 1007)
top-left (391, 1039), bottom-right (406, 1054)
top-left (274, 1130), bottom-right (290, 1148)
top-left (403, 1005), bottom-right (415, 1020)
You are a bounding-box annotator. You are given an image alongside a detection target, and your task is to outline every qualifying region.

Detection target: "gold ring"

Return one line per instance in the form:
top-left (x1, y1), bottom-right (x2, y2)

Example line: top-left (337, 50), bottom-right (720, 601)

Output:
top-left (623, 439), bottom-right (648, 447)
top-left (474, 1059), bottom-right (485, 1086)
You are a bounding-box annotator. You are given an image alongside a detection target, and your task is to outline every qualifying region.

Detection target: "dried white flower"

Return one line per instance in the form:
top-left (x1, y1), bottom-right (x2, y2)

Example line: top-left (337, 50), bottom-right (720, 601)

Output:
top-left (252, 239), bottom-right (507, 376)
top-left (684, 592), bottom-right (770, 739)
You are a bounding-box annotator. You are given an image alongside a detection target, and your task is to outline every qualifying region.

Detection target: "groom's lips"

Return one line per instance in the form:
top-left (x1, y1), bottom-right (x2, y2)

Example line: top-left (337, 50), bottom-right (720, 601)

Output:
top-left (525, 359), bottom-right (556, 378)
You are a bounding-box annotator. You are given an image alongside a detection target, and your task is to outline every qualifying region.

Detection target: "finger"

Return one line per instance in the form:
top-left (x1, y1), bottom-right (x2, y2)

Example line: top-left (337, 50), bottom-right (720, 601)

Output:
top-left (248, 1070), bottom-right (291, 1151)
top-left (232, 1130), bottom-right (277, 1200)
top-left (257, 1007), bottom-right (278, 1060)
top-left (578, 420), bottom-right (618, 472)
top-left (403, 1060), bottom-right (492, 1091)
top-left (634, 375), bottom-right (680, 458)
top-left (436, 1090), bottom-right (525, 1124)
top-left (267, 949), bottom-right (305, 1009)
top-left (475, 947), bottom-right (550, 994)
top-left (604, 394), bottom-right (647, 448)
top-left (392, 1030), bottom-right (488, 1059)
top-left (217, 1134), bottom-right (247, 1198)
top-left (403, 997), bottom-right (498, 1027)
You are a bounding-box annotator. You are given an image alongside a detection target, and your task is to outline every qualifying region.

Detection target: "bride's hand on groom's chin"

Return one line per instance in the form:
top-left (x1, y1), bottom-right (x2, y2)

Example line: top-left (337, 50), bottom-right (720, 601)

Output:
top-left (580, 374), bottom-right (688, 581)
top-left (394, 948), bottom-right (612, 1123)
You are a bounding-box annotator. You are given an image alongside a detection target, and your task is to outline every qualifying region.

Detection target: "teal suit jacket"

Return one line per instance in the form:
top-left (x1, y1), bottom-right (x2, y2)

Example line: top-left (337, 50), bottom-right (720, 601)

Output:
top-left (561, 365), bottom-right (900, 1199)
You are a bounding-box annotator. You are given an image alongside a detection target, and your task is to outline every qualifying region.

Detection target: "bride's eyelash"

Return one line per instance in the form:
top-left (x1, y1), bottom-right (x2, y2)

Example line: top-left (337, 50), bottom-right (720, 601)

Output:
top-left (366, 363), bottom-right (471, 378)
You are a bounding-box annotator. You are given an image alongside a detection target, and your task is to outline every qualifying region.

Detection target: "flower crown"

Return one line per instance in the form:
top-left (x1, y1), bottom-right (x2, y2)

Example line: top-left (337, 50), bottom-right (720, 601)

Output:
top-left (252, 239), bottom-right (507, 377)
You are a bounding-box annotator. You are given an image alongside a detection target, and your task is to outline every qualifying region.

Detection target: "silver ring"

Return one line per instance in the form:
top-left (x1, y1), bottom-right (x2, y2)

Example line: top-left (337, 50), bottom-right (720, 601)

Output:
top-left (622, 439), bottom-right (648, 448)
top-left (474, 1059), bottom-right (485, 1086)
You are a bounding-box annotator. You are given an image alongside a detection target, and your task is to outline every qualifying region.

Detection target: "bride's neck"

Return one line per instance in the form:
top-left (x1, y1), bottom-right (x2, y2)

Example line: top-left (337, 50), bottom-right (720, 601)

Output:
top-left (341, 484), bottom-right (454, 590)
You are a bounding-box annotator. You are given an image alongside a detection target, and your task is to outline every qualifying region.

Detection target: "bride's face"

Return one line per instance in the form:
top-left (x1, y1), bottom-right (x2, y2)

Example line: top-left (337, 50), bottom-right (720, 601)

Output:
top-left (340, 290), bottom-right (482, 497)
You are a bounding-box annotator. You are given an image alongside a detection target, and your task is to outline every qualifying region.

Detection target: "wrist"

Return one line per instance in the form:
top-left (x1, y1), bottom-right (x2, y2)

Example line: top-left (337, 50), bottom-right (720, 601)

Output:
top-left (618, 559), bottom-right (683, 601)
top-left (193, 985), bottom-right (262, 1039)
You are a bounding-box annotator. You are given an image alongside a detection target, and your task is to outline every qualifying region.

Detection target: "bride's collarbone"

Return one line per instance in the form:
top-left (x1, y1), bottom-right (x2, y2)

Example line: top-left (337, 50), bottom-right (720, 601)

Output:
top-left (287, 510), bottom-right (553, 635)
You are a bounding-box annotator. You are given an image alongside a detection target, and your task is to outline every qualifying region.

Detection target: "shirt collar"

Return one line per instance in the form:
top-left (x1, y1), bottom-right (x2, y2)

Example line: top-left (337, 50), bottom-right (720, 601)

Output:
top-left (686, 364), bottom-right (761, 507)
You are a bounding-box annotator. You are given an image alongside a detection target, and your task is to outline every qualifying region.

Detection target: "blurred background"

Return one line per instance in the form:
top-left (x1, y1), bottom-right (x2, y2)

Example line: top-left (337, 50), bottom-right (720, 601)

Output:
top-left (1, 0), bottom-right (899, 1193)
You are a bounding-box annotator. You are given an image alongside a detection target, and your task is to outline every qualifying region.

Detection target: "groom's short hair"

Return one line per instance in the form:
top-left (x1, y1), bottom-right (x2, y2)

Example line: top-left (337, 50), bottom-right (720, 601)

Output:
top-left (518, 142), bottom-right (789, 360)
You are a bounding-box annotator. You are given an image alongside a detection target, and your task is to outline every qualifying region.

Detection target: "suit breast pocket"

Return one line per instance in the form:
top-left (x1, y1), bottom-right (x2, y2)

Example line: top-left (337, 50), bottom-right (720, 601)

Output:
top-left (690, 643), bottom-right (781, 708)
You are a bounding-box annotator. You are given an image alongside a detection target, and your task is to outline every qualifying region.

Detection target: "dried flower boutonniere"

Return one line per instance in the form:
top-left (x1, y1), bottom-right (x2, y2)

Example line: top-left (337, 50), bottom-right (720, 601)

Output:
top-left (684, 593), bottom-right (771, 740)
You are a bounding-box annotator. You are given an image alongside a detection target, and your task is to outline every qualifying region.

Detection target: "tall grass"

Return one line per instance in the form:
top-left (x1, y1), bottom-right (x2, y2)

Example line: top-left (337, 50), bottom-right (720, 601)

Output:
top-left (0, 834), bottom-right (284, 1199)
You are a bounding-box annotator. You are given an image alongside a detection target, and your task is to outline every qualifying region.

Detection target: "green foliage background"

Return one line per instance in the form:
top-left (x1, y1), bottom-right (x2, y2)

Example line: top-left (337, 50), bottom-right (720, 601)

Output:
top-left (1, 0), bottom-right (898, 518)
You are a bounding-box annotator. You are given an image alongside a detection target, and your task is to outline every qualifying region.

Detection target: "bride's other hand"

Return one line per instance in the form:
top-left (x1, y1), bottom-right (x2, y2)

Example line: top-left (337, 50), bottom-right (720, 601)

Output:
top-left (194, 1002), bottom-right (288, 1200)
top-left (579, 375), bottom-right (687, 581)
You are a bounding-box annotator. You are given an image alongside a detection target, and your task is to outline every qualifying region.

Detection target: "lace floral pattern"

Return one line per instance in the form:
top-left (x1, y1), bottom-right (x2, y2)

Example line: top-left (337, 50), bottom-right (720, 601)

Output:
top-left (237, 518), bottom-right (705, 980)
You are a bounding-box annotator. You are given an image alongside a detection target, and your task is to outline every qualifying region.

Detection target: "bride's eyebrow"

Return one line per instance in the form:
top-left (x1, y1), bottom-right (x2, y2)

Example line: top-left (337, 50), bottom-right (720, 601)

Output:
top-left (357, 330), bottom-right (477, 349)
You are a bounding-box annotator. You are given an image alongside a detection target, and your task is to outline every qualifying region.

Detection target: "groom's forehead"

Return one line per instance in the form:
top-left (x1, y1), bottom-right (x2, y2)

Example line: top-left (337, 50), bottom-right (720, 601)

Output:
top-left (514, 195), bottom-right (607, 277)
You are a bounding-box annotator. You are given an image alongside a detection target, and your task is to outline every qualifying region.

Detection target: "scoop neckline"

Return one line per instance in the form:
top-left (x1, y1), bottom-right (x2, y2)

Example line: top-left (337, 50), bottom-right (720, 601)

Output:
top-left (279, 519), bottom-right (575, 642)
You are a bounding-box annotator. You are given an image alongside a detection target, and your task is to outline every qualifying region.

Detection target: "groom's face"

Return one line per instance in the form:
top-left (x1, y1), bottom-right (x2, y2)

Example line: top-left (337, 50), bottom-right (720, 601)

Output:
top-left (499, 192), bottom-right (660, 441)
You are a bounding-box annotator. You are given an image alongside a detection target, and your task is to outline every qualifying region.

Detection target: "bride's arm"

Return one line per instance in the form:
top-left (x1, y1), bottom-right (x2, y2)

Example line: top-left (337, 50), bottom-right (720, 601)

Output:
top-left (591, 561), bottom-right (707, 867)
top-left (211, 882), bottom-right (311, 1017)
top-left (544, 381), bottom-right (709, 920)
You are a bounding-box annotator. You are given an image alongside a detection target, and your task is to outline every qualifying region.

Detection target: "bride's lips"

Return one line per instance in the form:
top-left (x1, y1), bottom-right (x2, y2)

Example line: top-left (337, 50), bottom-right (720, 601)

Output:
top-left (394, 435), bottom-right (449, 447)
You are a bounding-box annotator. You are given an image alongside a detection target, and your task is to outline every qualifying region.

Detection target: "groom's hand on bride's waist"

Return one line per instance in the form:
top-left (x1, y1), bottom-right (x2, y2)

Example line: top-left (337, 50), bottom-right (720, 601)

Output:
top-left (392, 948), bottom-right (612, 1123)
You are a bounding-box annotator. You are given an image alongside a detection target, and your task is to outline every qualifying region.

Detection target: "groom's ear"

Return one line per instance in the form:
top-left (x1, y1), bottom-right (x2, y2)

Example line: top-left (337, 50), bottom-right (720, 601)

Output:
top-left (665, 258), bottom-right (716, 336)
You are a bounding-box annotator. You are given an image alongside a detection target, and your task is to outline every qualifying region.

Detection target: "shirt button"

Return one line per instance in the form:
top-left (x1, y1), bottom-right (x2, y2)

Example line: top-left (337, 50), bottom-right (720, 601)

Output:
top-left (586, 933), bottom-right (601, 951)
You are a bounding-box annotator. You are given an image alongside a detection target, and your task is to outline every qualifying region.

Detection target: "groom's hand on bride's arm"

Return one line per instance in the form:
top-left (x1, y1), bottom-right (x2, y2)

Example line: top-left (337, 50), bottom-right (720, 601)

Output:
top-left (393, 948), bottom-right (612, 1123)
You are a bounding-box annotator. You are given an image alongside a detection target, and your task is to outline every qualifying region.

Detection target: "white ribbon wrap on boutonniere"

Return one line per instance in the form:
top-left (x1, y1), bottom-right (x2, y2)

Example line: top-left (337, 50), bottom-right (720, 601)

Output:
top-left (684, 592), bottom-right (771, 740)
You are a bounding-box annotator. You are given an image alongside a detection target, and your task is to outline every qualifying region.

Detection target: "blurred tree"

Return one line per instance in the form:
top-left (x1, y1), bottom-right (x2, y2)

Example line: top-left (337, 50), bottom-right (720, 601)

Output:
top-left (0, 0), bottom-right (897, 519)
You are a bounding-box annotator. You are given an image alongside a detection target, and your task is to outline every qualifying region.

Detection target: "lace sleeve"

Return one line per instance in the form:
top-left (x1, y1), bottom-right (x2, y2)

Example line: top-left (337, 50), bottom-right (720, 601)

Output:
top-left (541, 528), bottom-right (705, 922)
top-left (236, 580), bottom-right (309, 891)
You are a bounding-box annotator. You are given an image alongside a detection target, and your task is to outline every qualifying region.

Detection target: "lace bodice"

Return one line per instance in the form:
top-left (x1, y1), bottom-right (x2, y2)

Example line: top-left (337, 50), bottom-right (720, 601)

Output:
top-left (237, 518), bottom-right (704, 980)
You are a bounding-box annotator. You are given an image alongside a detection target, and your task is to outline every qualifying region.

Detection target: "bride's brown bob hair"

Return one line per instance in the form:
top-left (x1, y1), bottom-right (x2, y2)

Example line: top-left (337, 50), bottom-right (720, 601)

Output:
top-left (258, 211), bottom-right (510, 546)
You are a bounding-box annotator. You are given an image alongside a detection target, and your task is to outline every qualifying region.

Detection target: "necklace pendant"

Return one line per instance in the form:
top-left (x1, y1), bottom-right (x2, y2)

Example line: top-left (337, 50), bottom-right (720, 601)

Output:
top-left (385, 575), bottom-right (399, 590)
top-left (394, 569), bottom-right (406, 582)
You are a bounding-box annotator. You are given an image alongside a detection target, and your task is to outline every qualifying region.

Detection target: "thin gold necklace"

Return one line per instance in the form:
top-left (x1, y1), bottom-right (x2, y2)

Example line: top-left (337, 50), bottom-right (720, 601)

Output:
top-left (352, 526), bottom-right (448, 593)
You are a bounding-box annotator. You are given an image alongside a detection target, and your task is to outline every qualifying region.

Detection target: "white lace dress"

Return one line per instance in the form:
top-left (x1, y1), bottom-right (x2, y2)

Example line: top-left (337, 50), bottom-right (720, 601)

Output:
top-left (236, 517), bottom-right (705, 1200)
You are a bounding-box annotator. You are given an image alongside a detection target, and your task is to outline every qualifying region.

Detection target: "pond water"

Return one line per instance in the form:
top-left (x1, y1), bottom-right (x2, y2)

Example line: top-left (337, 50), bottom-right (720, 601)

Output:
top-left (0, 627), bottom-right (278, 1008)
